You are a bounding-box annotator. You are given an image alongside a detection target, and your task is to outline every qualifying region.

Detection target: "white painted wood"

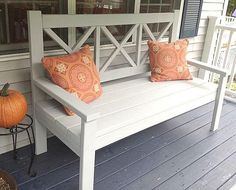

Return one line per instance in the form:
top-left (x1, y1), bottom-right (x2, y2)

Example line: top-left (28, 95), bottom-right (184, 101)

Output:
top-left (156, 22), bottom-right (173, 40)
top-left (0, 58), bottom-right (30, 72)
top-left (34, 78), bottom-right (100, 122)
top-left (35, 100), bottom-right (81, 155)
top-left (79, 120), bottom-right (96, 190)
top-left (42, 13), bottom-right (176, 28)
top-left (35, 77), bottom-right (217, 151)
top-left (222, 0), bottom-right (230, 16)
top-left (187, 58), bottom-right (228, 76)
top-left (143, 24), bottom-right (156, 41)
top-left (0, 69), bottom-right (30, 85)
top-left (211, 74), bottom-right (227, 131)
top-left (95, 26), bottom-right (101, 71)
top-left (136, 24), bottom-right (143, 66)
top-left (44, 28), bottom-right (73, 53)
top-left (227, 55), bottom-right (236, 89)
top-left (100, 25), bottom-right (138, 72)
top-left (72, 27), bottom-right (95, 52)
top-left (67, 0), bottom-right (76, 47)
top-left (199, 16), bottom-right (219, 80)
top-left (170, 10), bottom-right (181, 42)
top-left (28, 11), bottom-right (47, 155)
top-left (212, 30), bottom-right (225, 69)
top-left (91, 80), bottom-right (208, 117)
top-left (100, 64), bottom-right (150, 82)
top-left (0, 81), bottom-right (31, 94)
top-left (222, 31), bottom-right (234, 68)
top-left (95, 95), bottom-right (216, 149)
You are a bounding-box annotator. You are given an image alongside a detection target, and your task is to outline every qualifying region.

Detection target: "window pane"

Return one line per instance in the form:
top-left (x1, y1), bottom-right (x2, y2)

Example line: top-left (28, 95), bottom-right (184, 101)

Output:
top-left (76, 0), bottom-right (135, 45)
top-left (140, 0), bottom-right (174, 13)
top-left (140, 0), bottom-right (181, 40)
top-left (76, 0), bottom-right (134, 14)
top-left (8, 3), bottom-right (33, 43)
top-left (0, 3), bottom-right (6, 44)
top-left (0, 0), bottom-right (68, 55)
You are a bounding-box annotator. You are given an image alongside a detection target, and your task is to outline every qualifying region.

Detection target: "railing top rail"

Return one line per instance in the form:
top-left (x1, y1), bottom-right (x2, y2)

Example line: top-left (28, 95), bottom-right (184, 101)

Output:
top-left (215, 24), bottom-right (236, 32)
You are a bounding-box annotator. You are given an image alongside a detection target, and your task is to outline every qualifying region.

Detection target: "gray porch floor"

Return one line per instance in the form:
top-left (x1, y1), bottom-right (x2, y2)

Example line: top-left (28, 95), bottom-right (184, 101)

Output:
top-left (1, 101), bottom-right (236, 190)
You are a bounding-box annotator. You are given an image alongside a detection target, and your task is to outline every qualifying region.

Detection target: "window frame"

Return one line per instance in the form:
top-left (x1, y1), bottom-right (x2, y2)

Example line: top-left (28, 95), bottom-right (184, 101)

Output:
top-left (0, 0), bottom-right (184, 60)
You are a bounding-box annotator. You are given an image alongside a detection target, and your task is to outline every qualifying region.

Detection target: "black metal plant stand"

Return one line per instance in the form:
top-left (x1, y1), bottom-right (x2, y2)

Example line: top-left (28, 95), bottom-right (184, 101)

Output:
top-left (0, 114), bottom-right (36, 177)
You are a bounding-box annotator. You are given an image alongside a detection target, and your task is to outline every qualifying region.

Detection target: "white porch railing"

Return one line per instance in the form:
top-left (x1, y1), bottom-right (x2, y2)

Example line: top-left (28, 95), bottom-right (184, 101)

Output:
top-left (200, 16), bottom-right (236, 103)
top-left (224, 16), bottom-right (236, 25)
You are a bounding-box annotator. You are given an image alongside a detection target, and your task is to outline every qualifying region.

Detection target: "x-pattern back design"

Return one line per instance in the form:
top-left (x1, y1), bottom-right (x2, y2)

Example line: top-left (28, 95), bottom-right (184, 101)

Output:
top-left (29, 11), bottom-right (180, 82)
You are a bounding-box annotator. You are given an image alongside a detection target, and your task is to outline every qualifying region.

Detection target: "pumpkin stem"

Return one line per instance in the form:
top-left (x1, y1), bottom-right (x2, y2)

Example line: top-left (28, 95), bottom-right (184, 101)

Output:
top-left (0, 83), bottom-right (10, 96)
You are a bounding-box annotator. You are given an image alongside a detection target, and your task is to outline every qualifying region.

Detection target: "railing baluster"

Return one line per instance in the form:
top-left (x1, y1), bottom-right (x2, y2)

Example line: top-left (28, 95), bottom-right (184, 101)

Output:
top-left (222, 31), bottom-right (234, 69)
top-left (227, 54), bottom-right (236, 89)
top-left (209, 29), bottom-right (224, 82)
top-left (136, 24), bottom-right (143, 66)
top-left (213, 29), bottom-right (224, 67)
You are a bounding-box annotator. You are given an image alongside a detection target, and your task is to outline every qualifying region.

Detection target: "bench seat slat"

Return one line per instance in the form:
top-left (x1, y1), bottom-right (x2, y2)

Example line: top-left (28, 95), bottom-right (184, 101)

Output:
top-left (95, 80), bottom-right (216, 137)
top-left (95, 93), bottom-right (215, 149)
top-left (36, 100), bottom-right (82, 155)
top-left (93, 77), bottom-right (187, 107)
top-left (91, 78), bottom-right (211, 116)
top-left (36, 77), bottom-right (217, 153)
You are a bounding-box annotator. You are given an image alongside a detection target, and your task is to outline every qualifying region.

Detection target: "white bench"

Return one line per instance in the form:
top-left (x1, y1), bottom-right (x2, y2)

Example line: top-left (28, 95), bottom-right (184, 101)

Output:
top-left (28, 10), bottom-right (228, 190)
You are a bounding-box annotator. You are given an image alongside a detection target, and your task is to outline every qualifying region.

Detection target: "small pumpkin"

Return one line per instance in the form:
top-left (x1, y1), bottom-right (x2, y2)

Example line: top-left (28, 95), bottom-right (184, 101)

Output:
top-left (0, 83), bottom-right (28, 128)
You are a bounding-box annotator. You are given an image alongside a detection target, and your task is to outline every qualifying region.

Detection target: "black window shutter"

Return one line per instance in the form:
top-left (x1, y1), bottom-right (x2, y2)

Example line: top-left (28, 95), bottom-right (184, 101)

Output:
top-left (179, 0), bottom-right (203, 39)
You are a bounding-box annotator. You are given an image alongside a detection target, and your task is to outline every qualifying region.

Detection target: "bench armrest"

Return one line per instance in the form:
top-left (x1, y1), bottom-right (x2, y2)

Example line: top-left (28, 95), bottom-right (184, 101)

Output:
top-left (34, 78), bottom-right (100, 122)
top-left (187, 58), bottom-right (228, 77)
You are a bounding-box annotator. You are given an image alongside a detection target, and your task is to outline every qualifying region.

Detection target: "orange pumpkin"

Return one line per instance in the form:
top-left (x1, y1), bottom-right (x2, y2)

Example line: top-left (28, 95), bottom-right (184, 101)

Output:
top-left (0, 83), bottom-right (28, 128)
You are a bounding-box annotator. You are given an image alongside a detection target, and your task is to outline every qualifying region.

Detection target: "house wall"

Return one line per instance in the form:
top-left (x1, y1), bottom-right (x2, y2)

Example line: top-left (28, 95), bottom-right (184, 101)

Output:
top-left (187, 0), bottom-right (228, 76)
top-left (0, 0), bottom-right (229, 154)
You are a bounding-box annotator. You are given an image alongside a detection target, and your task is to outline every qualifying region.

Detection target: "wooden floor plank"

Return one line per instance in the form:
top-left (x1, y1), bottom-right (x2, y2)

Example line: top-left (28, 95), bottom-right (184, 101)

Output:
top-left (0, 137), bottom-right (65, 173)
top-left (187, 152), bottom-right (236, 190)
top-left (94, 107), bottom-right (219, 183)
top-left (96, 106), bottom-right (235, 190)
top-left (218, 173), bottom-right (236, 190)
top-left (154, 137), bottom-right (236, 190)
top-left (12, 139), bottom-right (78, 186)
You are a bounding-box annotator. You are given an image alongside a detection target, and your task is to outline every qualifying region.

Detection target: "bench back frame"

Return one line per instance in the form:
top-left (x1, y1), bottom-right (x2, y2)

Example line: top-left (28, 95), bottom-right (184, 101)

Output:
top-left (28, 11), bottom-right (180, 83)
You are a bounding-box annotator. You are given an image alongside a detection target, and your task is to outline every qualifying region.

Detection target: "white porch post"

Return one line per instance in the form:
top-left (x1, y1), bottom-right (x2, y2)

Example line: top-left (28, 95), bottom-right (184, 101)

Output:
top-left (198, 16), bottom-right (219, 80)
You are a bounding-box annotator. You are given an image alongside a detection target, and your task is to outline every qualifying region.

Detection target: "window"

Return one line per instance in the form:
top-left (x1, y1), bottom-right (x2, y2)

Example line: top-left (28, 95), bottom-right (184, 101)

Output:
top-left (140, 0), bottom-right (174, 13)
top-left (0, 0), bottom-right (67, 55)
top-left (0, 0), bottom-right (181, 56)
top-left (76, 0), bottom-right (134, 14)
top-left (0, 3), bottom-right (6, 45)
top-left (75, 0), bottom-right (135, 45)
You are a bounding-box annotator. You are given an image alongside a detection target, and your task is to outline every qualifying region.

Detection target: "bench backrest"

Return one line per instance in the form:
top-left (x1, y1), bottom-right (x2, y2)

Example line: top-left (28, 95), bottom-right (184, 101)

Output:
top-left (28, 11), bottom-right (180, 83)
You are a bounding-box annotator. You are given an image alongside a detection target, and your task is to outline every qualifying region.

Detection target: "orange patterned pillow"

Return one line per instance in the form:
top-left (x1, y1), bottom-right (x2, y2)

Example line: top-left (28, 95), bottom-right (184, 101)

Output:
top-left (42, 45), bottom-right (102, 115)
top-left (147, 39), bottom-right (192, 82)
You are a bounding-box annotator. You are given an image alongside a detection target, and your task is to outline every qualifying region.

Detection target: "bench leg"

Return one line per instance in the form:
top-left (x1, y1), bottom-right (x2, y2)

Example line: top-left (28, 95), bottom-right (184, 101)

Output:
top-left (32, 85), bottom-right (47, 155)
top-left (79, 121), bottom-right (96, 190)
top-left (34, 118), bottom-right (47, 155)
top-left (211, 75), bottom-right (227, 131)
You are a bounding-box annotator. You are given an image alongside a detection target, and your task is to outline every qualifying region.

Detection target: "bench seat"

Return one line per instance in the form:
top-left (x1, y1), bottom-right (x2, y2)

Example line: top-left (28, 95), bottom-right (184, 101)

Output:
top-left (35, 76), bottom-right (217, 155)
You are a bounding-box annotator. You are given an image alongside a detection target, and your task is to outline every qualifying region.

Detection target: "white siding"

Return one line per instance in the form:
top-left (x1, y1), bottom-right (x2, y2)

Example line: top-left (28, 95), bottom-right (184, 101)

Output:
top-left (187, 0), bottom-right (227, 77)
top-left (0, 0), bottom-right (228, 154)
top-left (0, 58), bottom-right (32, 153)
